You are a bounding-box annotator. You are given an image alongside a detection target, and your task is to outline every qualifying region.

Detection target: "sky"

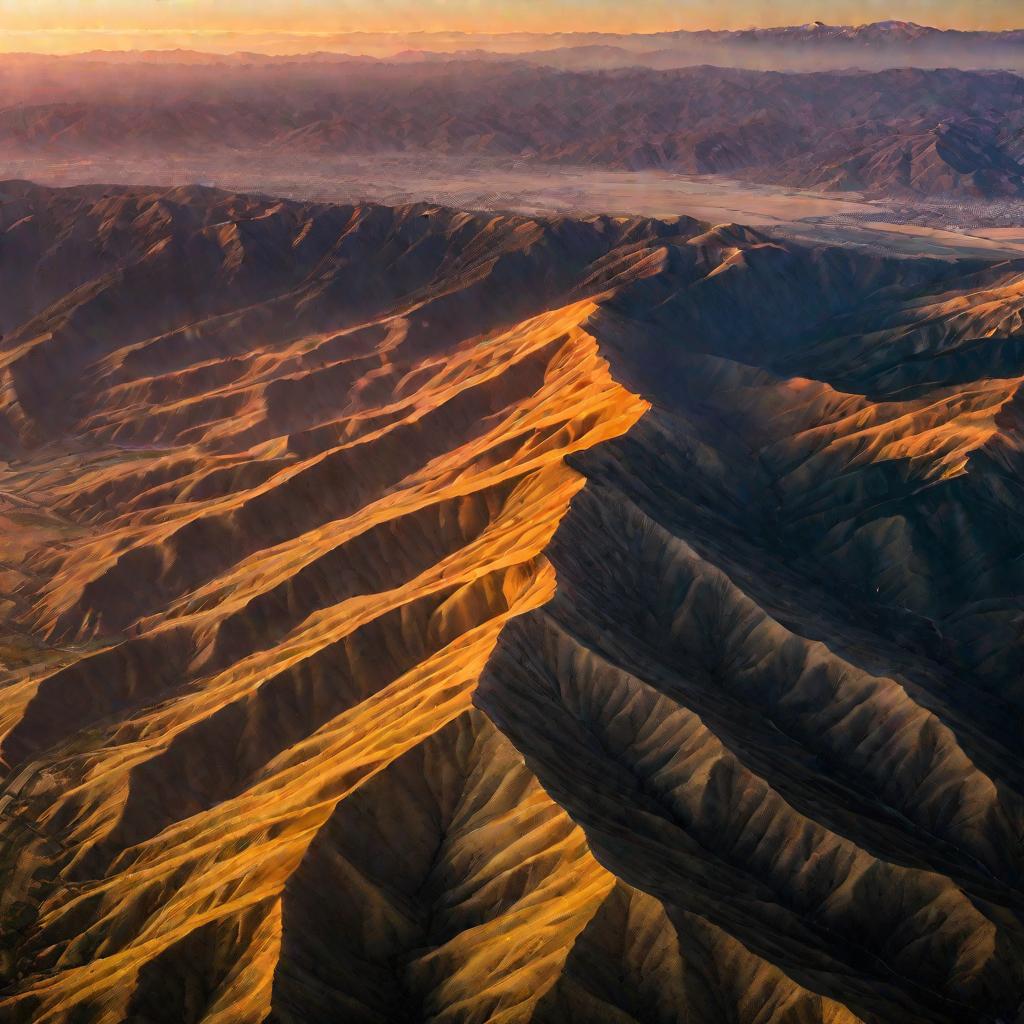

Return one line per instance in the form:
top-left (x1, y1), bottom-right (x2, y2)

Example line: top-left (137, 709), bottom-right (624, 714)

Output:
top-left (2, 0), bottom-right (1022, 53)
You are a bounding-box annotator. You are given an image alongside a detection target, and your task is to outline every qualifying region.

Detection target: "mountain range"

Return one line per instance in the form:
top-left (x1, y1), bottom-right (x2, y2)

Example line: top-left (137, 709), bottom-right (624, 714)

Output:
top-left (0, 180), bottom-right (1022, 1023)
top-left (3, 61), bottom-right (1024, 199)
top-left (12, 20), bottom-right (1024, 69)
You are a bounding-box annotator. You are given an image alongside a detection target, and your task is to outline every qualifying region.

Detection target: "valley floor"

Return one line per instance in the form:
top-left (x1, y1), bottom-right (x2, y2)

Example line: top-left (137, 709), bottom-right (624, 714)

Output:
top-left (6, 153), bottom-right (1024, 260)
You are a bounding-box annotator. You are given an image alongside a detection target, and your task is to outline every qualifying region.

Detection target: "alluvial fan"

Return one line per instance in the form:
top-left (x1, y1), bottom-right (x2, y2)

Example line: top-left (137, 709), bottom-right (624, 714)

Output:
top-left (0, 180), bottom-right (1022, 1024)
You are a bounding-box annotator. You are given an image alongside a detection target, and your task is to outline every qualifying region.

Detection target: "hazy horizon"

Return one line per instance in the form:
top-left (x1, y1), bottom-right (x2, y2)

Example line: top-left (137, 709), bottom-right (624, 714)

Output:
top-left (3, 6), bottom-right (1024, 56)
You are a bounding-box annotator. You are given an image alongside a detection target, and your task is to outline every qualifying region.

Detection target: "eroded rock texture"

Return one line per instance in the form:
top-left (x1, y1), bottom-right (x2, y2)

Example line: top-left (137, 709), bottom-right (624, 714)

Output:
top-left (0, 181), bottom-right (1022, 1023)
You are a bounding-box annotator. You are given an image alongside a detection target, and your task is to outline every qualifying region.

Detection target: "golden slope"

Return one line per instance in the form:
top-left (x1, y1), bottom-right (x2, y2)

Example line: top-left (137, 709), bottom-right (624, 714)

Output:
top-left (1, 183), bottom-right (1023, 1024)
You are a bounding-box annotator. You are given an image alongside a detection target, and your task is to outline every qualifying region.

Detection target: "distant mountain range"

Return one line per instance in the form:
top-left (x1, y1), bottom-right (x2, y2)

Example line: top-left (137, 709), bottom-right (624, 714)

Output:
top-left (8, 20), bottom-right (1024, 71)
top-left (389, 20), bottom-right (1024, 72)
top-left (2, 60), bottom-right (1023, 199)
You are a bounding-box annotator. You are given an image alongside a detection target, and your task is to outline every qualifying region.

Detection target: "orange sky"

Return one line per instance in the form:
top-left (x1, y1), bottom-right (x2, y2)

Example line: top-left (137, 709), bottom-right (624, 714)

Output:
top-left (1, 1), bottom-right (1021, 54)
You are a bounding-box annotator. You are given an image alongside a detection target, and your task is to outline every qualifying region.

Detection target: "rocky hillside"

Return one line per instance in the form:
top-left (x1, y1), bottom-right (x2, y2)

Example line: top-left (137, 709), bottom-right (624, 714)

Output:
top-left (0, 182), bottom-right (1022, 1023)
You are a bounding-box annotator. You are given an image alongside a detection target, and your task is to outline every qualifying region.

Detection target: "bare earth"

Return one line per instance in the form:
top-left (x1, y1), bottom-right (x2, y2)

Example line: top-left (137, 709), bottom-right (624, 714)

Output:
top-left (1, 182), bottom-right (1024, 1023)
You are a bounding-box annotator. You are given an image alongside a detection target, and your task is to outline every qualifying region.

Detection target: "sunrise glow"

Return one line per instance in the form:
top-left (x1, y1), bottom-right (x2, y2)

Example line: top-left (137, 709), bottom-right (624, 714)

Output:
top-left (2, 0), bottom-right (1022, 54)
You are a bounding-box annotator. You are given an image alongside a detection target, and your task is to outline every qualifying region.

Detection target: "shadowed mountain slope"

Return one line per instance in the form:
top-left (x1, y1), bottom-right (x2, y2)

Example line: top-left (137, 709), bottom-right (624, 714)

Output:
top-left (0, 182), bottom-right (1023, 1023)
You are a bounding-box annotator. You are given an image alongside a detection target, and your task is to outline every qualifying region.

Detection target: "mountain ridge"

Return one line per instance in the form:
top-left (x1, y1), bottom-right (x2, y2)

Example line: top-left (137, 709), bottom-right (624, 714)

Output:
top-left (0, 181), bottom-right (1023, 1023)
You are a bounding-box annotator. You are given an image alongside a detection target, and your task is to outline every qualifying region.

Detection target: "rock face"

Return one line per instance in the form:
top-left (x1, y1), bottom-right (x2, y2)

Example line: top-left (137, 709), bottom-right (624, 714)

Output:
top-left (0, 181), bottom-right (1023, 1024)
top-left (4, 62), bottom-right (1024, 198)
